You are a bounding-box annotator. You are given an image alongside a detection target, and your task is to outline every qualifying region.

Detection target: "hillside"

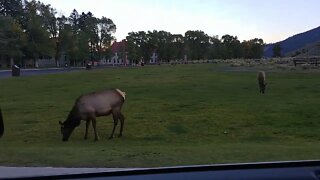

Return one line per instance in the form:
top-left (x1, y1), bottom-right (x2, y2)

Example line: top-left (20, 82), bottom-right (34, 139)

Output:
top-left (286, 41), bottom-right (320, 57)
top-left (264, 26), bottom-right (320, 57)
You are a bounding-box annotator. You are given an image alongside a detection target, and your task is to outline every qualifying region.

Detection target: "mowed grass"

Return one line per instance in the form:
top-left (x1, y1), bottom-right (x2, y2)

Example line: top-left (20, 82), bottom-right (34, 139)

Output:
top-left (0, 64), bottom-right (320, 167)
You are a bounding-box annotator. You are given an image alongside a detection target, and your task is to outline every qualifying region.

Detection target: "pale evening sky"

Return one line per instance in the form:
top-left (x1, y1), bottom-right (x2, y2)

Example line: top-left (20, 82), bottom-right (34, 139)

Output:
top-left (40, 0), bottom-right (320, 44)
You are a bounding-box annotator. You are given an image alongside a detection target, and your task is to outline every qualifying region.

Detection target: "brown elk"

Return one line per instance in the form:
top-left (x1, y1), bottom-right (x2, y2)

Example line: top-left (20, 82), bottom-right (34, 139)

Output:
top-left (257, 71), bottom-right (267, 94)
top-left (59, 88), bottom-right (126, 141)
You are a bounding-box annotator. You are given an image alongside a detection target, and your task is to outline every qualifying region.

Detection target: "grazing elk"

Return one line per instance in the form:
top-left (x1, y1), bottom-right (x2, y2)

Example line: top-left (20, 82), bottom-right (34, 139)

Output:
top-left (257, 71), bottom-right (267, 94)
top-left (59, 88), bottom-right (126, 141)
top-left (0, 106), bottom-right (4, 138)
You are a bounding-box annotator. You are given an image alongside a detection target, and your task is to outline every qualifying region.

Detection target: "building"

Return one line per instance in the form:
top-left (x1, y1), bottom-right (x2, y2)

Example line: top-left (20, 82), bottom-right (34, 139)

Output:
top-left (107, 40), bottom-right (129, 66)
top-left (150, 51), bottom-right (158, 64)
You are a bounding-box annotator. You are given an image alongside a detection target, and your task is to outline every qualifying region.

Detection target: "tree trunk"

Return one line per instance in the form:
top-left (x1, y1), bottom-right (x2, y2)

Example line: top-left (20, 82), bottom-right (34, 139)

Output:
top-left (10, 57), bottom-right (14, 67)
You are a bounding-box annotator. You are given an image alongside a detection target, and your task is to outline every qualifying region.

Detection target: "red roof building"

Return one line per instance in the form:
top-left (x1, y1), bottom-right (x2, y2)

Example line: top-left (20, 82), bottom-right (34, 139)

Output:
top-left (108, 40), bottom-right (128, 66)
top-left (111, 40), bottom-right (127, 54)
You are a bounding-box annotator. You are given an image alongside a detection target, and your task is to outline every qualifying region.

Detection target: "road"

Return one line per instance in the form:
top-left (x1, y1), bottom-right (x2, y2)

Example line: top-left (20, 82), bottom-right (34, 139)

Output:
top-left (0, 67), bottom-right (86, 79)
top-left (0, 166), bottom-right (131, 178)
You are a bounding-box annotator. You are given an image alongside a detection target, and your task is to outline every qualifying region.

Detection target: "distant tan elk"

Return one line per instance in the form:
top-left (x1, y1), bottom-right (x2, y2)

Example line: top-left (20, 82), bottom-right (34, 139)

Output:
top-left (59, 89), bottom-right (126, 141)
top-left (257, 71), bottom-right (267, 94)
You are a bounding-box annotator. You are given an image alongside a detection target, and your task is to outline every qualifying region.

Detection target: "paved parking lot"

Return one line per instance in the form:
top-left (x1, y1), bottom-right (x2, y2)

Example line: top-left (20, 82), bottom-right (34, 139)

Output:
top-left (0, 67), bottom-right (85, 79)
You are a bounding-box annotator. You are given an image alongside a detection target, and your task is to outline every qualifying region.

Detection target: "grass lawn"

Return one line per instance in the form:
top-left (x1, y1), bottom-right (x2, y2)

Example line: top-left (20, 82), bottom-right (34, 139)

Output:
top-left (0, 64), bottom-right (320, 167)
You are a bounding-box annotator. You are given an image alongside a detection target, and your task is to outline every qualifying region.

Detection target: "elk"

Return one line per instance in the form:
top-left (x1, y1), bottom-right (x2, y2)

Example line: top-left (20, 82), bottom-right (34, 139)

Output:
top-left (59, 88), bottom-right (126, 141)
top-left (257, 71), bottom-right (267, 94)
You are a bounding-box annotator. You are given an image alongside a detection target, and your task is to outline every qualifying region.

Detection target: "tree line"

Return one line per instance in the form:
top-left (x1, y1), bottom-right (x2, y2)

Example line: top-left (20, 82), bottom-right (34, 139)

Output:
top-left (126, 30), bottom-right (265, 64)
top-left (1, 0), bottom-right (266, 68)
top-left (0, 0), bottom-right (116, 67)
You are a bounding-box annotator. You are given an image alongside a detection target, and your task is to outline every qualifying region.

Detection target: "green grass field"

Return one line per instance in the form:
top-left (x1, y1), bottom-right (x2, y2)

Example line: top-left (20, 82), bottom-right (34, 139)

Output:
top-left (0, 64), bottom-right (320, 167)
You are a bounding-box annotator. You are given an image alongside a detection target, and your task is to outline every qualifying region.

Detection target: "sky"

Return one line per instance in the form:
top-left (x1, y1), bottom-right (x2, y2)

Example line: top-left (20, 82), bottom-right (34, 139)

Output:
top-left (40, 0), bottom-right (320, 43)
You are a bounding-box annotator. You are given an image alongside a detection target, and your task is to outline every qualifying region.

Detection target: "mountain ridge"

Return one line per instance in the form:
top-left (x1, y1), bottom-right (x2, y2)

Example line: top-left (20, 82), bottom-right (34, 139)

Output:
top-left (264, 26), bottom-right (320, 57)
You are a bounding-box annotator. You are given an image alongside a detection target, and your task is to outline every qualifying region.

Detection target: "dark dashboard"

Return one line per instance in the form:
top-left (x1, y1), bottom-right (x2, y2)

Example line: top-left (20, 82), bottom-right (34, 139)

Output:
top-left (10, 160), bottom-right (320, 180)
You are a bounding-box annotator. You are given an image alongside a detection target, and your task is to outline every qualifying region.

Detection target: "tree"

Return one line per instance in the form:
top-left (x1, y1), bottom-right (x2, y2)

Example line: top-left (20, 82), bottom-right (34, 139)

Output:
top-left (185, 30), bottom-right (210, 60)
top-left (126, 32), bottom-right (141, 64)
top-left (273, 42), bottom-right (282, 57)
top-left (69, 9), bottom-right (79, 34)
top-left (58, 10), bottom-right (117, 66)
top-left (1, 1), bottom-right (117, 68)
top-left (39, 3), bottom-right (57, 38)
top-left (22, 0), bottom-right (55, 66)
top-left (126, 31), bottom-right (187, 63)
top-left (0, 0), bottom-right (23, 19)
top-left (0, 16), bottom-right (26, 66)
top-left (207, 36), bottom-right (225, 59)
top-left (57, 19), bottom-right (89, 66)
top-left (78, 12), bottom-right (99, 64)
top-left (126, 31), bottom-right (149, 62)
top-left (221, 34), bottom-right (243, 59)
top-left (74, 31), bottom-right (90, 65)
top-left (97, 16), bottom-right (116, 59)
top-left (147, 30), bottom-right (172, 62)
top-left (170, 34), bottom-right (184, 60)
top-left (242, 38), bottom-right (265, 59)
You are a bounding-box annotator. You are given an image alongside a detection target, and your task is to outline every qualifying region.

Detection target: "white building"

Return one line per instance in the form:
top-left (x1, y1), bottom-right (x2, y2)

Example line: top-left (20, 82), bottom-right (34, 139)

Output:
top-left (150, 52), bottom-right (158, 64)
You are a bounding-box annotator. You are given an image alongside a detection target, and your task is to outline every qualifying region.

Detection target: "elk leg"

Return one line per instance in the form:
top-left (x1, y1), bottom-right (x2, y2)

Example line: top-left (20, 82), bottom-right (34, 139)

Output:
top-left (92, 118), bottom-right (99, 141)
top-left (84, 120), bottom-right (91, 140)
top-left (109, 112), bottom-right (118, 139)
top-left (118, 112), bottom-right (125, 137)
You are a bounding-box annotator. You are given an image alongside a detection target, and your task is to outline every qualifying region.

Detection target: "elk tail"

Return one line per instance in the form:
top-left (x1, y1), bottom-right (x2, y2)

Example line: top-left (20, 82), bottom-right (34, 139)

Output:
top-left (0, 107), bottom-right (4, 138)
top-left (115, 89), bottom-right (126, 100)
